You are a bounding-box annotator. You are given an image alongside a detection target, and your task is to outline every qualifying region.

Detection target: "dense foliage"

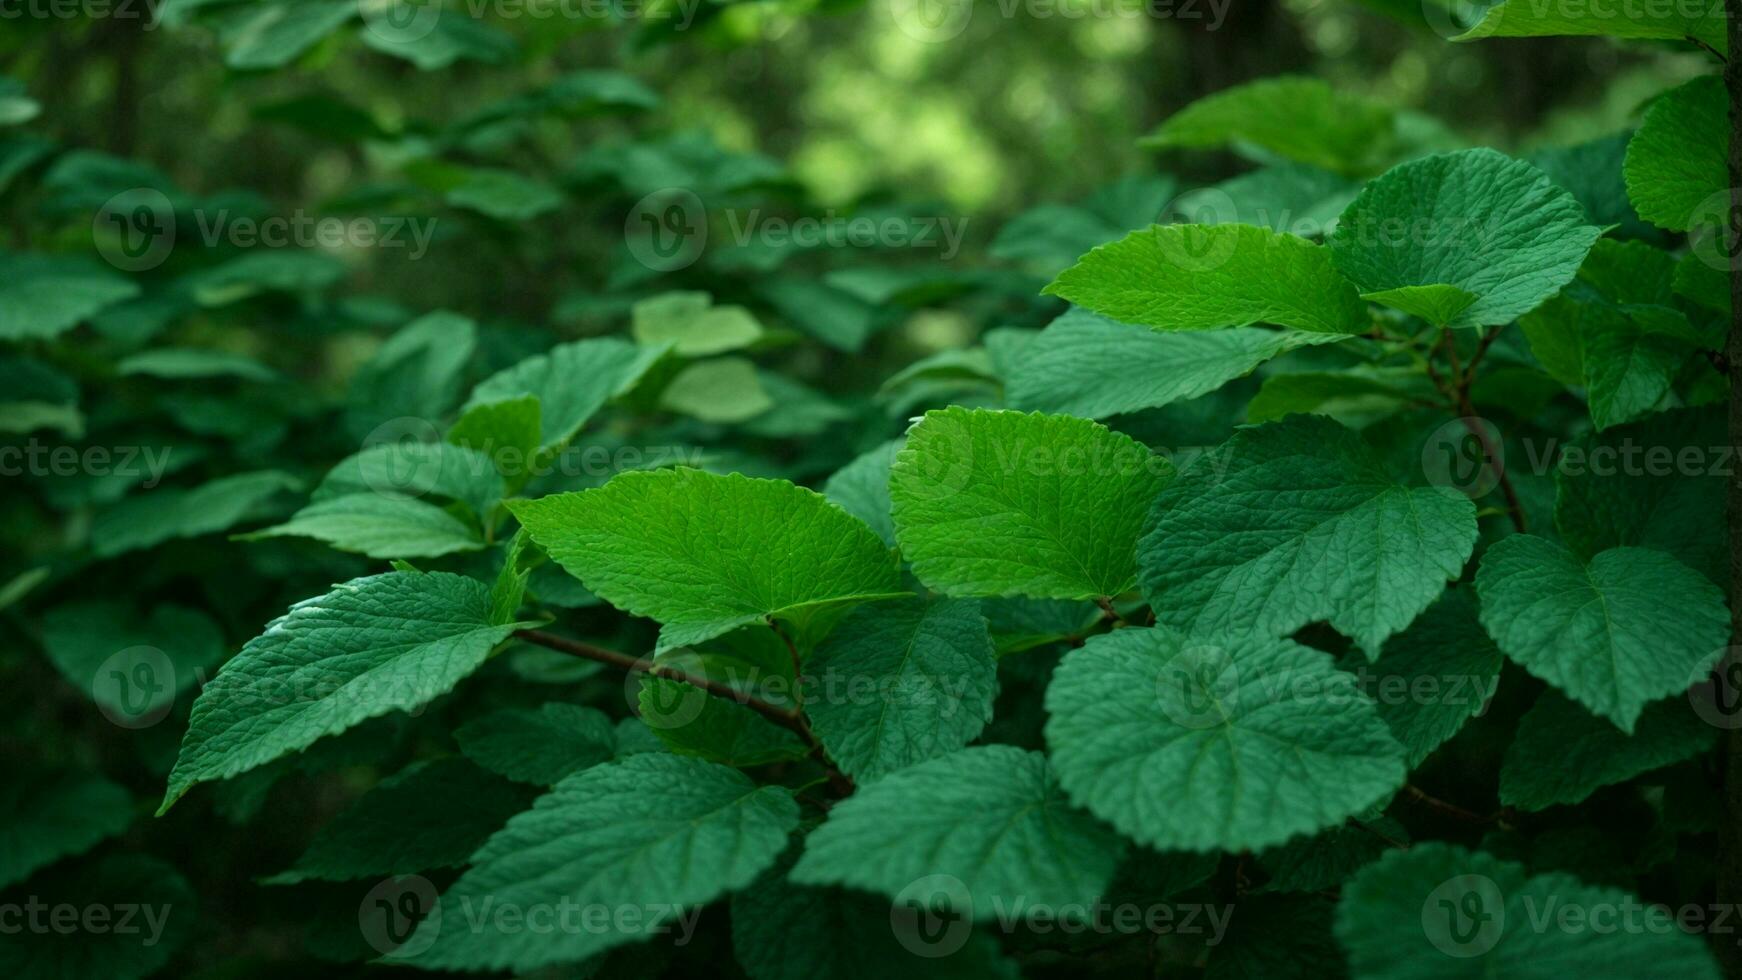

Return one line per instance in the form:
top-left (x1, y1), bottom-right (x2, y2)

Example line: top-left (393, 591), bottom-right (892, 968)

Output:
top-left (2, 2), bottom-right (1740, 978)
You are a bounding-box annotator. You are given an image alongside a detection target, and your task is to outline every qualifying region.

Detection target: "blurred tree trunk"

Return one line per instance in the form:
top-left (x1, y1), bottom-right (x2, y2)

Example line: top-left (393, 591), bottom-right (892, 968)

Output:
top-left (1179, 0), bottom-right (1308, 99)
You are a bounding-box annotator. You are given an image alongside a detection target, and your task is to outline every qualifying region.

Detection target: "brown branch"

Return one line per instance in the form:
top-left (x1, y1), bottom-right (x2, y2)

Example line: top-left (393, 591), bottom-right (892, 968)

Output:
top-left (1429, 329), bottom-right (1528, 533)
top-left (513, 628), bottom-right (854, 795)
top-left (1716, 9), bottom-right (1742, 977)
top-left (1401, 784), bottom-right (1510, 828)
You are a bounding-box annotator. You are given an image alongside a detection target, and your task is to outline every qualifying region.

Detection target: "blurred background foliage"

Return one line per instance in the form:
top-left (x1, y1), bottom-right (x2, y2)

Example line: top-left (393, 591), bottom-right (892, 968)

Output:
top-left (0, 1), bottom-right (1723, 976)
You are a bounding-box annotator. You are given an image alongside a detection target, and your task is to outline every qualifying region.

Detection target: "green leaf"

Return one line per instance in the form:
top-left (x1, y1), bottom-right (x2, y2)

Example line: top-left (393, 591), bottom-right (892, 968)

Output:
top-left (454, 703), bottom-right (617, 786)
top-left (344, 311), bottom-right (476, 440)
top-left (807, 599), bottom-right (998, 783)
top-left (360, 13), bottom-right (516, 70)
top-left (116, 347), bottom-right (278, 381)
top-left (263, 758), bottom-right (535, 884)
top-left (487, 530), bottom-right (535, 624)
top-left (508, 468), bottom-right (903, 653)
top-left (660, 357), bottom-right (776, 423)
top-left (1336, 843), bottom-right (1721, 978)
top-left (991, 173), bottom-right (1178, 273)
top-left (40, 601), bottom-right (225, 724)
top-left (732, 848), bottom-right (1019, 980)
top-left (632, 291), bottom-right (765, 355)
top-left (1329, 148), bottom-right (1604, 327)
top-left (1474, 535), bottom-right (1728, 731)
top-left (160, 571), bottom-right (531, 813)
top-left (1624, 75), bottom-right (1727, 232)
top-left (91, 469), bottom-right (301, 558)
top-left (1140, 76), bottom-right (1399, 177)
top-left (244, 492), bottom-right (484, 559)
top-left (1455, 0), bottom-right (1725, 52)
top-left (1520, 283), bottom-right (1698, 430)
top-left (1177, 163), bottom-right (1359, 235)
top-left (402, 754), bottom-right (798, 973)
top-left (314, 440), bottom-right (504, 523)
top-left (1553, 407), bottom-right (1725, 584)
top-left (1675, 251), bottom-right (1729, 313)
top-left (221, 1), bottom-right (354, 70)
top-left (1529, 132), bottom-right (1658, 240)
top-left (0, 772), bottom-right (132, 889)
top-left (0, 254), bottom-right (140, 341)
top-left (1259, 820), bottom-right (1406, 894)
top-left (1364, 590), bottom-right (1502, 768)
top-left (447, 393), bottom-right (543, 492)
top-left (1045, 626), bottom-right (1406, 852)
top-left (791, 746), bottom-right (1126, 915)
top-left (189, 250), bottom-right (347, 305)
top-left (1245, 369), bottom-right (1420, 425)
top-left (1139, 415), bottom-right (1478, 657)
top-left (1006, 308), bottom-right (1343, 419)
top-left (1500, 693), bottom-right (1714, 812)
top-left (1359, 284), bottom-right (1479, 326)
top-left (822, 439), bottom-right (903, 547)
top-left (638, 674), bottom-right (808, 767)
top-left (757, 276), bottom-right (883, 352)
top-left (0, 78), bottom-right (40, 127)
top-left (1044, 223), bottom-right (1367, 334)
top-left (464, 337), bottom-right (664, 455)
top-left (891, 407), bottom-right (1172, 599)
top-left (446, 168), bottom-right (563, 220)
top-left (0, 855), bottom-right (195, 980)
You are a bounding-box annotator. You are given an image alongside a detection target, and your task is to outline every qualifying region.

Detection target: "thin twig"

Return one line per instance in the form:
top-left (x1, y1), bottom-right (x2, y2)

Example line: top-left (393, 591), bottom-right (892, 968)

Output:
top-left (513, 628), bottom-right (854, 794)
top-left (1402, 784), bottom-right (1509, 828)
top-left (1430, 329), bottom-right (1528, 533)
